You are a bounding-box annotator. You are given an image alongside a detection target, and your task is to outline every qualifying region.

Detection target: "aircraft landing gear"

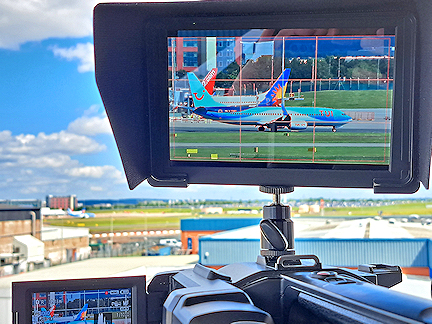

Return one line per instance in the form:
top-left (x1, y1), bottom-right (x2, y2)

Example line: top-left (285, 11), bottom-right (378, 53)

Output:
top-left (332, 126), bottom-right (337, 132)
top-left (270, 123), bottom-right (277, 132)
top-left (258, 126), bottom-right (265, 132)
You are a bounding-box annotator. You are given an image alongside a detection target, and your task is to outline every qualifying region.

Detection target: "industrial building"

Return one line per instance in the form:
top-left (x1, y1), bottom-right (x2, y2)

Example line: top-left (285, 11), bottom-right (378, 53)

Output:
top-left (41, 226), bottom-right (90, 265)
top-left (196, 218), bottom-right (432, 277)
top-left (0, 204), bottom-right (42, 254)
top-left (198, 226), bottom-right (431, 274)
top-left (180, 218), bottom-right (261, 254)
top-left (0, 204), bottom-right (90, 275)
top-left (179, 217), bottom-right (432, 277)
top-left (0, 199), bottom-right (41, 208)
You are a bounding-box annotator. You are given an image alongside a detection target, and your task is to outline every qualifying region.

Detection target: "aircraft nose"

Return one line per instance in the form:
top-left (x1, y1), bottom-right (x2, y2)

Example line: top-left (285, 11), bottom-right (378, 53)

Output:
top-left (343, 113), bottom-right (352, 122)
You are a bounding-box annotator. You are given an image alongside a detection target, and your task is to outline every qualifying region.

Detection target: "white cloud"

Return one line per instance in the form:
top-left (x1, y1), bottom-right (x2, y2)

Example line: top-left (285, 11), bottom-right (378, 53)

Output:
top-left (17, 154), bottom-right (75, 169)
top-left (67, 115), bottom-right (112, 136)
top-left (83, 104), bottom-right (102, 116)
top-left (0, 0), bottom-right (98, 50)
top-left (50, 42), bottom-right (94, 73)
top-left (0, 0), bottom-right (190, 50)
top-left (67, 105), bottom-right (112, 136)
top-left (0, 109), bottom-right (125, 198)
top-left (65, 165), bottom-right (123, 179)
top-left (3, 130), bottom-right (105, 156)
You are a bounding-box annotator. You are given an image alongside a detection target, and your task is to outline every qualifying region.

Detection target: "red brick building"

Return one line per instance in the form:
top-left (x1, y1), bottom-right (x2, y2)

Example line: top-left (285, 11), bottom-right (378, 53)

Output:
top-left (46, 195), bottom-right (77, 210)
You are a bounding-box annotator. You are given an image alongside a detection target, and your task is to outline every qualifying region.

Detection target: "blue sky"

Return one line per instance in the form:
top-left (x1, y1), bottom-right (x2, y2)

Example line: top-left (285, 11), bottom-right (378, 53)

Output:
top-left (0, 1), bottom-right (431, 202)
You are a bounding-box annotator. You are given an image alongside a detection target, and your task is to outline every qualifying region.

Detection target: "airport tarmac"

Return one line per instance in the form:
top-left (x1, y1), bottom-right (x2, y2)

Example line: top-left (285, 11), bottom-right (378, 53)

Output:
top-left (293, 216), bottom-right (431, 239)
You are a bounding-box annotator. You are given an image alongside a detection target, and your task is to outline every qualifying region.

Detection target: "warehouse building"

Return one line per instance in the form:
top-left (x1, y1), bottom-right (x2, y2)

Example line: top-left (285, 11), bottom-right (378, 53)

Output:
top-left (180, 218), bottom-right (261, 254)
top-left (0, 204), bottom-right (90, 275)
top-left (0, 204), bottom-right (42, 254)
top-left (198, 223), bottom-right (432, 277)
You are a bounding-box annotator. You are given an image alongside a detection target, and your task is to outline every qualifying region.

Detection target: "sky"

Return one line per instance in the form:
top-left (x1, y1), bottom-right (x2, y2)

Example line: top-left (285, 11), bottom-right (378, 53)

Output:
top-left (0, 1), bottom-right (431, 203)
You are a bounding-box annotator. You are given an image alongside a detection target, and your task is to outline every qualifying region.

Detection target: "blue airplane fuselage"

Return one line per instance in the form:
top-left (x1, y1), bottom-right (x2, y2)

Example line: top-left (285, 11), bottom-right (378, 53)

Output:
top-left (193, 106), bottom-right (352, 130)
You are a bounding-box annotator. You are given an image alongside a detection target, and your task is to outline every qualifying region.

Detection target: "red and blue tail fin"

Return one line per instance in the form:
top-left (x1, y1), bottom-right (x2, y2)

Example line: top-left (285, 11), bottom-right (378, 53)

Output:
top-left (74, 304), bottom-right (88, 321)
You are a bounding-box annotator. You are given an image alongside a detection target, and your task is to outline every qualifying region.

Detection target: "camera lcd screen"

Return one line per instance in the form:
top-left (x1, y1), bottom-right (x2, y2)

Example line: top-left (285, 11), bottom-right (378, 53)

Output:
top-left (32, 287), bottom-right (132, 323)
top-left (169, 29), bottom-right (394, 165)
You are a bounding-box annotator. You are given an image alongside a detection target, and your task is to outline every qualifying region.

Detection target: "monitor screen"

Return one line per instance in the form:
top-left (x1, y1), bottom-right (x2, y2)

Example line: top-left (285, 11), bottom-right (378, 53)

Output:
top-left (12, 276), bottom-right (146, 324)
top-left (32, 287), bottom-right (132, 323)
top-left (95, 1), bottom-right (425, 193)
top-left (169, 29), bottom-right (394, 165)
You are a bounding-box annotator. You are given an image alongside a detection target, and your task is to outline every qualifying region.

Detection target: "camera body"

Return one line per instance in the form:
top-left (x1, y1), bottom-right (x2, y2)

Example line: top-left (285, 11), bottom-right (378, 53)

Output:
top-left (145, 190), bottom-right (432, 323)
top-left (147, 260), bottom-right (432, 324)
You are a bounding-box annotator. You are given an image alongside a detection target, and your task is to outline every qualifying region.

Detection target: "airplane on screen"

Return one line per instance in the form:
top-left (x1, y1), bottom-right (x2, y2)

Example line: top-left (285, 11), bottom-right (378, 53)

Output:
top-left (193, 105), bottom-right (352, 132)
top-left (188, 70), bottom-right (352, 132)
top-left (41, 305), bottom-right (56, 317)
top-left (189, 68), bottom-right (291, 109)
top-left (45, 304), bottom-right (89, 323)
top-left (172, 68), bottom-right (217, 114)
top-left (67, 208), bottom-right (95, 218)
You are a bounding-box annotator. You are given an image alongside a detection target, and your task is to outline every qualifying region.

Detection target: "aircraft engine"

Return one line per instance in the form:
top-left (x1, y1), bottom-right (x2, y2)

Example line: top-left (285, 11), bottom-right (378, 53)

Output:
top-left (290, 121), bottom-right (308, 130)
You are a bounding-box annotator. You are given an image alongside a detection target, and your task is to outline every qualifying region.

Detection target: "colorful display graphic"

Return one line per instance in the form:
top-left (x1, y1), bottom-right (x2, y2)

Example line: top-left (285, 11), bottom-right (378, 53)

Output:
top-left (169, 29), bottom-right (394, 165)
top-left (32, 288), bottom-right (132, 324)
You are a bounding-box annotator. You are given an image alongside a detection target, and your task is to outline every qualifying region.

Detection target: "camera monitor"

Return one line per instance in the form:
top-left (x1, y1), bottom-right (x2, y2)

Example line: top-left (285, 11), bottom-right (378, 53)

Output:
top-left (12, 276), bottom-right (146, 324)
top-left (94, 0), bottom-right (432, 194)
top-left (169, 32), bottom-right (393, 165)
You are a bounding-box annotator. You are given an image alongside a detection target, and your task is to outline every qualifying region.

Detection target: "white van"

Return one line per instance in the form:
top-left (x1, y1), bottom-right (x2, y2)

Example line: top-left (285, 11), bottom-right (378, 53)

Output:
top-left (160, 239), bottom-right (182, 248)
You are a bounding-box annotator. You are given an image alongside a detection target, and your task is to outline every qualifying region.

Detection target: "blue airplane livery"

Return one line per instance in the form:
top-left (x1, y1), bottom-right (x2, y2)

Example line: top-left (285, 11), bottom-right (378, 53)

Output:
top-left (44, 304), bottom-right (89, 323)
top-left (40, 305), bottom-right (56, 318)
top-left (67, 208), bottom-right (95, 218)
top-left (188, 70), bottom-right (352, 132)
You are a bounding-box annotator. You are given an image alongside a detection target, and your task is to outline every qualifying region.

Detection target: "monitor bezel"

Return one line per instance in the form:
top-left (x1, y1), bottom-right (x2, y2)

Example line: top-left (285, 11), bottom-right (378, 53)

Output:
top-left (144, 9), bottom-right (419, 193)
top-left (12, 275), bottom-right (146, 324)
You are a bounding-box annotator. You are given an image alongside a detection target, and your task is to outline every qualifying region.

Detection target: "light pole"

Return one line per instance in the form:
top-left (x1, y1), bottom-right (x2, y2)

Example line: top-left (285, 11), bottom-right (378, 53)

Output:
top-left (109, 213), bottom-right (113, 257)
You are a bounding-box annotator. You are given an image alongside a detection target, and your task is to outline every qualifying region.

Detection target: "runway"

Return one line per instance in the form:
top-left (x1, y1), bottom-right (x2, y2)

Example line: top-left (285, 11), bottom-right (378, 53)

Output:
top-left (294, 217), bottom-right (422, 239)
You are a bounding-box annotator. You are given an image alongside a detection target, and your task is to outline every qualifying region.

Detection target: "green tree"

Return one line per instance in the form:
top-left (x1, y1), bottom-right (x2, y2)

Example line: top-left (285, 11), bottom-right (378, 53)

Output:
top-left (215, 61), bottom-right (240, 88)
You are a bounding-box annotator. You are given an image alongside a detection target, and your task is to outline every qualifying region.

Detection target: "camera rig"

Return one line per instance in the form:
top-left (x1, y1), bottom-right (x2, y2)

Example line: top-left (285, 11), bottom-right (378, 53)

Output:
top-left (146, 187), bottom-right (432, 324)
top-left (91, 0), bottom-right (432, 323)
